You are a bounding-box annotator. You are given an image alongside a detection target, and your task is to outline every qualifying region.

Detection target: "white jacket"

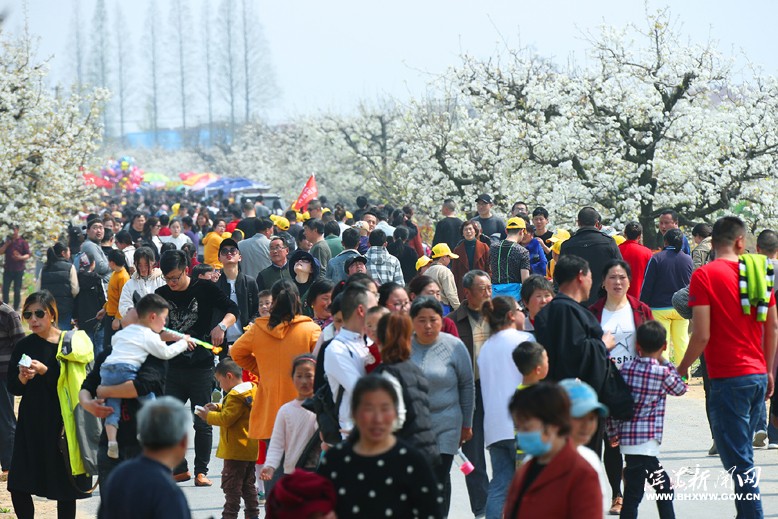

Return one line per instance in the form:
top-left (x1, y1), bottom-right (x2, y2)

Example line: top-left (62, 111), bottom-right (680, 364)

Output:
top-left (105, 324), bottom-right (188, 367)
top-left (117, 269), bottom-right (166, 319)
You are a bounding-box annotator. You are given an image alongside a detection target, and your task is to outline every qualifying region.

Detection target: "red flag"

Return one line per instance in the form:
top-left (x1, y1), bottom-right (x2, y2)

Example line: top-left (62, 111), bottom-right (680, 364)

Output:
top-left (292, 174), bottom-right (318, 212)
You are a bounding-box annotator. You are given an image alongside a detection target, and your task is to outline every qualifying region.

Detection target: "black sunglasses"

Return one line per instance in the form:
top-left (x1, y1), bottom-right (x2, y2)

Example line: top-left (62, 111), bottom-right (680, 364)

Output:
top-left (23, 309), bottom-right (47, 320)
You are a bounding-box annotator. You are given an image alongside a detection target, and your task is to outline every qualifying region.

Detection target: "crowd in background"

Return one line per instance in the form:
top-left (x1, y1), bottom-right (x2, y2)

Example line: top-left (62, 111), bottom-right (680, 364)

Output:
top-left (0, 188), bottom-right (775, 519)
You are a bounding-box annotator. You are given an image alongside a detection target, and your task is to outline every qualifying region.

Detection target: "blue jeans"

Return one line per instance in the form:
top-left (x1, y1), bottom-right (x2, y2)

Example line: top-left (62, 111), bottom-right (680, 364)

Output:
top-left (486, 439), bottom-right (516, 519)
top-left (709, 374), bottom-right (766, 519)
top-left (85, 322), bottom-right (105, 357)
top-left (100, 363), bottom-right (141, 429)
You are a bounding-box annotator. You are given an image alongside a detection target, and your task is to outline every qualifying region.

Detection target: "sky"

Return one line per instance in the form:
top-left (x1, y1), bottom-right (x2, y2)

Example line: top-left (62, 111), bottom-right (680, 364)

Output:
top-left (4, 0), bottom-right (777, 125)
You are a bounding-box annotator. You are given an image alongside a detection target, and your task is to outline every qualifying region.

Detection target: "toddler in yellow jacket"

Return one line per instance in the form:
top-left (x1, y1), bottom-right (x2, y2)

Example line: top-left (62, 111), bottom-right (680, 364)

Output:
top-left (195, 359), bottom-right (259, 519)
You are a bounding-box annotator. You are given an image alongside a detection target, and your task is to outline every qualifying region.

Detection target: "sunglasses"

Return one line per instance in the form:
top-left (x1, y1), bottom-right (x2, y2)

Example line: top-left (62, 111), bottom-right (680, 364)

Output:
top-left (220, 247), bottom-right (239, 256)
top-left (23, 309), bottom-right (47, 320)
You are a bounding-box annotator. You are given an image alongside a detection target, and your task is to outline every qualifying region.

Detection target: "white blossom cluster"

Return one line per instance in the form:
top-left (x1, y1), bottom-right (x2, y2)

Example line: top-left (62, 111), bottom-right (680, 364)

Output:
top-left (0, 30), bottom-right (107, 243)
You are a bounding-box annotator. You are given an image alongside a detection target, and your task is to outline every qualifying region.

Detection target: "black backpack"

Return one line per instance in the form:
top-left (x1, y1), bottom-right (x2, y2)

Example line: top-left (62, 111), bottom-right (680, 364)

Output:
top-left (302, 343), bottom-right (351, 445)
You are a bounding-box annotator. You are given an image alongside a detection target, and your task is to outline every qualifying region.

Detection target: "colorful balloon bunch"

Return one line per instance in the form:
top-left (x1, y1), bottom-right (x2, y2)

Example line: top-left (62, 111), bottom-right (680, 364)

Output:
top-left (100, 156), bottom-right (144, 192)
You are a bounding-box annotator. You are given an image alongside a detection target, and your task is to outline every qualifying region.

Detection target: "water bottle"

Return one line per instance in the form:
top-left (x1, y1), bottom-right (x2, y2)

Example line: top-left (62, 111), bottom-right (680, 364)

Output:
top-left (456, 447), bottom-right (474, 475)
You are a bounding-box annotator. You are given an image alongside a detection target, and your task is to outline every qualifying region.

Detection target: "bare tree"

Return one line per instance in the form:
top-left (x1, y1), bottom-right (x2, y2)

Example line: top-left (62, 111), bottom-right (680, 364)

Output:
top-left (202, 0), bottom-right (215, 142)
top-left (168, 0), bottom-right (193, 131)
top-left (218, 0), bottom-right (241, 130)
top-left (239, 0), bottom-right (277, 122)
top-left (114, 3), bottom-right (133, 142)
top-left (145, 0), bottom-right (161, 145)
top-left (68, 0), bottom-right (85, 92)
top-left (88, 0), bottom-right (110, 134)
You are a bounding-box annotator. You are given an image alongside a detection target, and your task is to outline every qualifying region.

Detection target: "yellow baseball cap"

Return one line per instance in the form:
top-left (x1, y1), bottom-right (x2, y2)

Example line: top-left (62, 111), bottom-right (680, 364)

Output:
top-left (415, 256), bottom-right (432, 271)
top-left (274, 217), bottom-right (290, 231)
top-left (431, 243), bottom-right (459, 259)
top-left (548, 229), bottom-right (571, 243)
top-left (506, 217), bottom-right (527, 230)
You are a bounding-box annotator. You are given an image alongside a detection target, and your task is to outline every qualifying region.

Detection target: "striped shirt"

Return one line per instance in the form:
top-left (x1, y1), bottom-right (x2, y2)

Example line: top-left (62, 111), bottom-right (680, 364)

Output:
top-left (606, 356), bottom-right (687, 447)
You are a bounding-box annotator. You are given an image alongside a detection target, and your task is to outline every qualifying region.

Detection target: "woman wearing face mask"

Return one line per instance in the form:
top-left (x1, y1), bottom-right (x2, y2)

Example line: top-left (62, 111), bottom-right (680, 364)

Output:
top-left (503, 382), bottom-right (602, 519)
top-left (318, 375), bottom-right (442, 519)
top-left (287, 249), bottom-right (321, 304)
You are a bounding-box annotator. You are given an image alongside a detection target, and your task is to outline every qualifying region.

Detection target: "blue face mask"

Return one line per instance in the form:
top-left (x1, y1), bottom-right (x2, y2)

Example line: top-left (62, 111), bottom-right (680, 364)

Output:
top-left (516, 430), bottom-right (552, 457)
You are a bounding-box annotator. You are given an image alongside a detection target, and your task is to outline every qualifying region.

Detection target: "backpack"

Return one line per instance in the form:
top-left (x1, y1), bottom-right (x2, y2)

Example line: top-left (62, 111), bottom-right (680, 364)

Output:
top-left (302, 343), bottom-right (351, 445)
top-left (56, 330), bottom-right (102, 494)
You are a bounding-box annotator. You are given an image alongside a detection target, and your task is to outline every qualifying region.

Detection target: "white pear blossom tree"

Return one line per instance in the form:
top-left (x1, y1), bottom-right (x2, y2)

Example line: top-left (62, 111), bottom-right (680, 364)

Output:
top-left (448, 10), bottom-right (778, 244)
top-left (0, 30), bottom-right (106, 242)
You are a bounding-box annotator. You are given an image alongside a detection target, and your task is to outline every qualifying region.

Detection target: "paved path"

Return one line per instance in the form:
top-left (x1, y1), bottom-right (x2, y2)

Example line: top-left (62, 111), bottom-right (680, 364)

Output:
top-left (78, 382), bottom-right (778, 518)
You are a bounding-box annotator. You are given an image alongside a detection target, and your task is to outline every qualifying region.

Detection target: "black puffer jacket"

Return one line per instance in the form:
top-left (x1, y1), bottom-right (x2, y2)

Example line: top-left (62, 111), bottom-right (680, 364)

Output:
top-left (560, 227), bottom-right (622, 306)
top-left (374, 360), bottom-right (440, 467)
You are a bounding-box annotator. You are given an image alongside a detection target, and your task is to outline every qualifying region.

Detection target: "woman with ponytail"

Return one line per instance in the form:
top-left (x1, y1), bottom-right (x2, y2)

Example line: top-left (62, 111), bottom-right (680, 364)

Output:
top-left (639, 228), bottom-right (693, 364)
top-left (38, 242), bottom-right (79, 330)
top-left (231, 281), bottom-right (321, 443)
top-left (477, 296), bottom-right (535, 517)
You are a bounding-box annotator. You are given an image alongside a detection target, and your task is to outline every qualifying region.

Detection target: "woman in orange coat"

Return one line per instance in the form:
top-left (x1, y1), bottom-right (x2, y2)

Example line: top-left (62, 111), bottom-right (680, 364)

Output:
top-left (503, 382), bottom-right (602, 519)
top-left (230, 280), bottom-right (321, 440)
top-left (451, 219), bottom-right (491, 301)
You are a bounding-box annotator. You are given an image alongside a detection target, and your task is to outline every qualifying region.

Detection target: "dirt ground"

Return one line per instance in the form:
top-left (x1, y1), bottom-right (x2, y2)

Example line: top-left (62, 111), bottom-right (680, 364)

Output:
top-left (0, 397), bottom-right (91, 518)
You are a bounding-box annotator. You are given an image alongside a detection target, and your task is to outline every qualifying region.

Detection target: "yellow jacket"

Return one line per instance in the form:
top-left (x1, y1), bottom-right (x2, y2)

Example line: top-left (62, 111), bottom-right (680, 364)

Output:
top-left (57, 330), bottom-right (94, 475)
top-left (105, 268), bottom-right (130, 318)
top-left (206, 381), bottom-right (259, 461)
top-left (202, 231), bottom-right (228, 269)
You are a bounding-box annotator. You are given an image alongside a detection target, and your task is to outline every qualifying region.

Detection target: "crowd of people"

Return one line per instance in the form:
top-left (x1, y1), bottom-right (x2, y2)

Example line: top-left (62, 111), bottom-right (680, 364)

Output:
top-left (0, 188), bottom-right (775, 519)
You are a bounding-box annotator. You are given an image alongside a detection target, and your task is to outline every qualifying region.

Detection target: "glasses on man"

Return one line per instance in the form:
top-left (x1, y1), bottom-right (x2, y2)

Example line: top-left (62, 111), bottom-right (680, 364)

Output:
top-left (164, 272), bottom-right (185, 283)
top-left (220, 247), bottom-right (239, 256)
top-left (269, 245), bottom-right (286, 252)
top-left (23, 309), bottom-right (47, 320)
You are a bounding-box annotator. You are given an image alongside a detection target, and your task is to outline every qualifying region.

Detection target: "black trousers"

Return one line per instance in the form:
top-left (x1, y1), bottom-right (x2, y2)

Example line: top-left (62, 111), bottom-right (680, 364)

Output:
top-left (461, 380), bottom-right (489, 516)
top-left (2, 270), bottom-right (24, 310)
top-left (699, 356), bottom-right (715, 440)
top-left (621, 454), bottom-right (675, 519)
top-left (433, 453), bottom-right (454, 518)
top-left (10, 492), bottom-right (75, 519)
top-left (0, 375), bottom-right (16, 470)
top-left (167, 366), bottom-right (214, 476)
top-left (603, 438), bottom-right (623, 500)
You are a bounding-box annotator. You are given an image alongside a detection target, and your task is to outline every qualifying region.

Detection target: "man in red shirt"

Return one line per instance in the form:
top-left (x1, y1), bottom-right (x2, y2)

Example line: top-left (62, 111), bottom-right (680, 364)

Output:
top-left (678, 216), bottom-right (776, 518)
top-left (619, 221), bottom-right (653, 299)
top-left (0, 225), bottom-right (30, 310)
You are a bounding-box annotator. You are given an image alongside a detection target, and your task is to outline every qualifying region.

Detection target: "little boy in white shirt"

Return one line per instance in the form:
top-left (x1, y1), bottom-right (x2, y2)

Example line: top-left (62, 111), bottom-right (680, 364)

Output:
top-left (100, 293), bottom-right (192, 458)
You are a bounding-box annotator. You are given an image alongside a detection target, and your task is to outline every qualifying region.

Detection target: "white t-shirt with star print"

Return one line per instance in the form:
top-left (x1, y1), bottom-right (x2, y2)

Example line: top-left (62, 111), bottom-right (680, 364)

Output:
top-left (601, 304), bottom-right (637, 369)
